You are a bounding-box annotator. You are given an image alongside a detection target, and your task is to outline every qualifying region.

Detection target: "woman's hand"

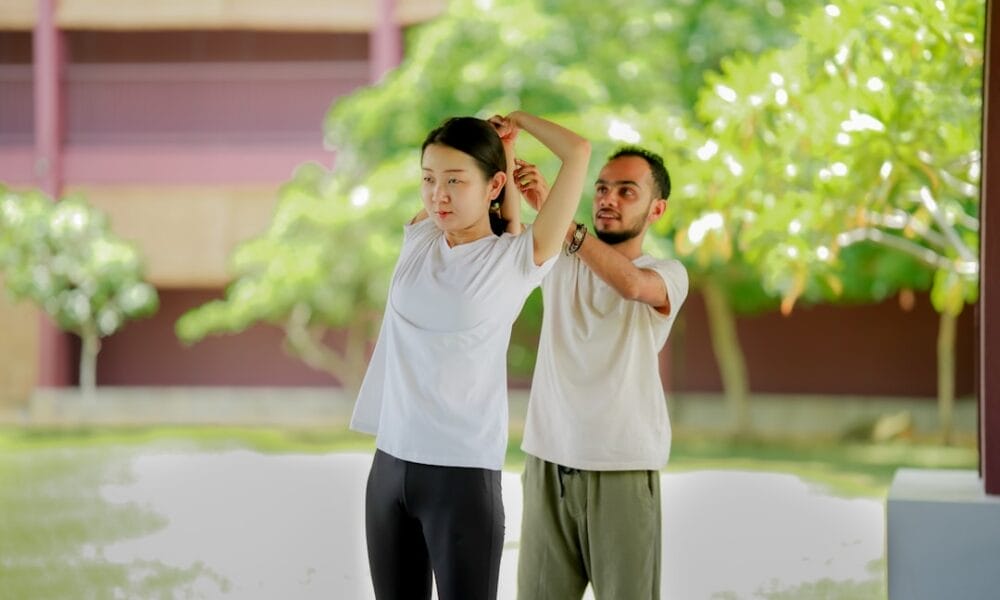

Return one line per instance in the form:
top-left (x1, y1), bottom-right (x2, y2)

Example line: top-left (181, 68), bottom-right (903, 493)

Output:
top-left (513, 158), bottom-right (549, 212)
top-left (489, 114), bottom-right (523, 234)
top-left (500, 111), bottom-right (589, 264)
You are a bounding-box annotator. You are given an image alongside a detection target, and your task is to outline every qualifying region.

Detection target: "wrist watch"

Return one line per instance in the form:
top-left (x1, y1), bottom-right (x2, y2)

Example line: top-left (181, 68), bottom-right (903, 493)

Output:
top-left (566, 222), bottom-right (587, 255)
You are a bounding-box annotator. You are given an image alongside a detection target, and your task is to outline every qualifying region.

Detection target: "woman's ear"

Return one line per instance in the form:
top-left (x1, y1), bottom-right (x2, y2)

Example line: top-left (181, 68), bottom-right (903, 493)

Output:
top-left (489, 171), bottom-right (507, 200)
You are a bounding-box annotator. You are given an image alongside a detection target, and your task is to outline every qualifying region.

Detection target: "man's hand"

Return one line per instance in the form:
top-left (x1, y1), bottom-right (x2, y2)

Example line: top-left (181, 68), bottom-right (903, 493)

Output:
top-left (488, 114), bottom-right (519, 148)
top-left (513, 158), bottom-right (550, 211)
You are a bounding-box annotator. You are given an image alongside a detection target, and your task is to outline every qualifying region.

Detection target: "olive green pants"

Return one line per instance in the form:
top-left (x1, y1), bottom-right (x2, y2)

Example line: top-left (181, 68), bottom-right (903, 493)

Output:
top-left (516, 454), bottom-right (661, 600)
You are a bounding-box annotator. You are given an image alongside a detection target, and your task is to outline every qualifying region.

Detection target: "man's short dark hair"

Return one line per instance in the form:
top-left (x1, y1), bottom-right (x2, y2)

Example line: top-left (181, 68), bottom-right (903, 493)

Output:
top-left (608, 146), bottom-right (671, 201)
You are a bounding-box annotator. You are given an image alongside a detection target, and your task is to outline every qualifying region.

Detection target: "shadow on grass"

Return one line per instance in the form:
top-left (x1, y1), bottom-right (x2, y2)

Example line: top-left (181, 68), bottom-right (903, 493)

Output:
top-left (0, 445), bottom-right (227, 599)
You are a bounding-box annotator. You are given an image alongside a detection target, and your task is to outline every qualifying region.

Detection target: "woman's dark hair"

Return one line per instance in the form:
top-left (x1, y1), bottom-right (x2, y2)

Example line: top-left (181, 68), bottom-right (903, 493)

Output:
top-left (422, 117), bottom-right (508, 235)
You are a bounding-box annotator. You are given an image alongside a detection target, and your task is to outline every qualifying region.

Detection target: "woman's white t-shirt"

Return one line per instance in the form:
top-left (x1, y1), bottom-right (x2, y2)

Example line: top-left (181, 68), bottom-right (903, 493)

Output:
top-left (350, 218), bottom-right (555, 471)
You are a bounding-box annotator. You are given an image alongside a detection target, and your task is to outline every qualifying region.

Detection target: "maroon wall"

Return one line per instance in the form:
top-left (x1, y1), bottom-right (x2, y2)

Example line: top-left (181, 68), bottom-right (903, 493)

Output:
top-left (65, 31), bottom-right (368, 63)
top-left (0, 32), bottom-right (34, 143)
top-left (97, 289), bottom-right (340, 386)
top-left (670, 291), bottom-right (976, 397)
top-left (0, 31), bottom-right (370, 147)
top-left (99, 289), bottom-right (976, 397)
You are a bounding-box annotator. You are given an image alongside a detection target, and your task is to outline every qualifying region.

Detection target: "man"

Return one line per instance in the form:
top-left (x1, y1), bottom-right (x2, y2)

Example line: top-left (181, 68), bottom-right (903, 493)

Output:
top-left (514, 147), bottom-right (688, 599)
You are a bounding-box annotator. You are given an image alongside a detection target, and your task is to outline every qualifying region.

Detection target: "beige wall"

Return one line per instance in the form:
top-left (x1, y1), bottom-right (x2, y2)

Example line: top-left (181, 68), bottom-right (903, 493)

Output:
top-left (0, 274), bottom-right (37, 409)
top-left (0, 0), bottom-right (446, 31)
top-left (73, 185), bottom-right (280, 288)
top-left (0, 183), bottom-right (278, 405)
top-left (0, 0), bottom-right (33, 30)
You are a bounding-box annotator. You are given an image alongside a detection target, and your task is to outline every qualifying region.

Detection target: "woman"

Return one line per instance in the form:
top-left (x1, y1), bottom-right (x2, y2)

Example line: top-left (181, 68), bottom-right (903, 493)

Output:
top-left (350, 111), bottom-right (590, 600)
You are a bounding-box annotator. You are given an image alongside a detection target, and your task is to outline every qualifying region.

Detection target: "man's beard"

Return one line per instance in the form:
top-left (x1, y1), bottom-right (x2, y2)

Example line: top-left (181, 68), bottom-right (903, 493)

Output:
top-left (595, 219), bottom-right (644, 245)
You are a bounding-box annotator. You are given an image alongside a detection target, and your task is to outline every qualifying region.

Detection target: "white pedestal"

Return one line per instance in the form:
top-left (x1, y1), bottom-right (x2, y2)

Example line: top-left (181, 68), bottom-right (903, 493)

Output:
top-left (887, 469), bottom-right (1000, 600)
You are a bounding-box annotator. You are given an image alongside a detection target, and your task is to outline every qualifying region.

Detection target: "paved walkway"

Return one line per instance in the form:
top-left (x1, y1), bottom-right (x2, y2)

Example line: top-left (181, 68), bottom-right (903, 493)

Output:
top-left (98, 451), bottom-right (885, 599)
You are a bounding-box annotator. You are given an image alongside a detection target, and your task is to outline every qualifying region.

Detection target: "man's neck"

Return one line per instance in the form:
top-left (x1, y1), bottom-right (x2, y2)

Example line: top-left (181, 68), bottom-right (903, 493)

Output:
top-left (609, 235), bottom-right (644, 261)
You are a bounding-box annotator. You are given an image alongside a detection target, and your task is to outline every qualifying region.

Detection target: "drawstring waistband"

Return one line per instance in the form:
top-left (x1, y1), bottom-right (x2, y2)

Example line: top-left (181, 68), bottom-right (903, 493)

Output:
top-left (556, 464), bottom-right (580, 498)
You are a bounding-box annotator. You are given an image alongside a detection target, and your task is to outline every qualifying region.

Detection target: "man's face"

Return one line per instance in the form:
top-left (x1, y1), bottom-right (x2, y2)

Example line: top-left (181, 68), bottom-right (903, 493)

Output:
top-left (592, 155), bottom-right (660, 245)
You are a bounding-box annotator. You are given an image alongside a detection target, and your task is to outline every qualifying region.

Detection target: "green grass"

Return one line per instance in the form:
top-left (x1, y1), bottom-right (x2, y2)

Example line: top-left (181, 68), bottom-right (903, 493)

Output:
top-left (0, 425), bottom-right (376, 454)
top-left (662, 432), bottom-right (978, 498)
top-left (0, 444), bottom-right (225, 599)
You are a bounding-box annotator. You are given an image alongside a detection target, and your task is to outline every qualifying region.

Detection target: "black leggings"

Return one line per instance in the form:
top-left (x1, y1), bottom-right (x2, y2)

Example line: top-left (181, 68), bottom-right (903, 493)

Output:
top-left (365, 449), bottom-right (504, 600)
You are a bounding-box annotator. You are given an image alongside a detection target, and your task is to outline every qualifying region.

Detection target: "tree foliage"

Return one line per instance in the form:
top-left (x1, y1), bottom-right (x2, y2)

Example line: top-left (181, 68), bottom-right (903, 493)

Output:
top-left (689, 0), bottom-right (984, 439)
top-left (0, 185), bottom-right (158, 393)
top-left (180, 0), bottom-right (819, 386)
top-left (177, 0), bottom-right (984, 422)
top-left (175, 160), bottom-right (418, 388)
top-left (697, 0), bottom-right (982, 313)
top-left (326, 0), bottom-right (819, 177)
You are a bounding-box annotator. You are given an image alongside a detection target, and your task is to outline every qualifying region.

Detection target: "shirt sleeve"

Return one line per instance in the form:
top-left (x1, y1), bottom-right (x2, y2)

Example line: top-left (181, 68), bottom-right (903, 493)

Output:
top-left (649, 259), bottom-right (689, 317)
top-left (349, 315), bottom-right (390, 435)
top-left (402, 216), bottom-right (437, 245)
top-left (509, 224), bottom-right (558, 287)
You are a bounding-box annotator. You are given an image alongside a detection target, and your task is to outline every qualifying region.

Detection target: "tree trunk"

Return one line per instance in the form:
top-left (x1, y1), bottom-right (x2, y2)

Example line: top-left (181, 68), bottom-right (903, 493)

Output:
top-left (79, 329), bottom-right (100, 399)
top-left (284, 303), bottom-right (369, 391)
top-left (702, 279), bottom-right (751, 435)
top-left (937, 310), bottom-right (958, 445)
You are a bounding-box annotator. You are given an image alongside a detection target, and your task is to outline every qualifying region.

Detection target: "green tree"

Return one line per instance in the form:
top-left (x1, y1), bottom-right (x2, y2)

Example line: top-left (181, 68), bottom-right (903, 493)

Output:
top-left (628, 106), bottom-right (777, 434)
top-left (0, 186), bottom-right (159, 395)
top-left (697, 0), bottom-right (984, 441)
top-left (181, 0), bottom-right (817, 395)
top-left (176, 161), bottom-right (416, 389)
top-left (327, 0), bottom-right (819, 177)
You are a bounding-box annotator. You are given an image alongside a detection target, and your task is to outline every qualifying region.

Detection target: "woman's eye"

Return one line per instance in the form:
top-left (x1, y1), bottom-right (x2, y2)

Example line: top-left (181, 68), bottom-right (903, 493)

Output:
top-left (422, 176), bottom-right (433, 183)
top-left (448, 178), bottom-right (460, 184)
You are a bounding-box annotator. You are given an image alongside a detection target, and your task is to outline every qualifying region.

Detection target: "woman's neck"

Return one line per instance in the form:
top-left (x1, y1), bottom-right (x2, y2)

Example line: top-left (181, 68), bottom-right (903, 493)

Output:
top-left (443, 219), bottom-right (493, 247)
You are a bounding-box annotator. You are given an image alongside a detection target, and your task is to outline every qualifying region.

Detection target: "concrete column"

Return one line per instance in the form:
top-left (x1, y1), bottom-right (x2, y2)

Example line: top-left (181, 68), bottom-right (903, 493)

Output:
top-left (888, 4), bottom-right (1000, 597)
top-left (888, 470), bottom-right (1000, 600)
top-left (982, 0), bottom-right (999, 495)
top-left (34, 0), bottom-right (73, 387)
top-left (369, 0), bottom-right (401, 84)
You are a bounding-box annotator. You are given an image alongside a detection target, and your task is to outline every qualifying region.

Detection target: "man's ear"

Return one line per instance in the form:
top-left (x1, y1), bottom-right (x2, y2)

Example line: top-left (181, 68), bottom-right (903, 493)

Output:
top-left (647, 198), bottom-right (667, 223)
top-left (489, 171), bottom-right (507, 200)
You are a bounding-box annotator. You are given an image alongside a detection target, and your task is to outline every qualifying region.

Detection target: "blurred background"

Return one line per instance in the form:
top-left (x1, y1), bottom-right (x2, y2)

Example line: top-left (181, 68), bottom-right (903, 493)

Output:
top-left (0, 0), bottom-right (993, 598)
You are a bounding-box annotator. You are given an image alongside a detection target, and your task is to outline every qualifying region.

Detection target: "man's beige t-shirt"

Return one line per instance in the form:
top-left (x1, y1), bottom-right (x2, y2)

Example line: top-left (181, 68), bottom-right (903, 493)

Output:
top-left (521, 252), bottom-right (688, 471)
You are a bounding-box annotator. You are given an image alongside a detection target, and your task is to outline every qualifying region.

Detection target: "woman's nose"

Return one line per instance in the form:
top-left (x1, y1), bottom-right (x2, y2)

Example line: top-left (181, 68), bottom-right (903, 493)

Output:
top-left (433, 184), bottom-right (448, 202)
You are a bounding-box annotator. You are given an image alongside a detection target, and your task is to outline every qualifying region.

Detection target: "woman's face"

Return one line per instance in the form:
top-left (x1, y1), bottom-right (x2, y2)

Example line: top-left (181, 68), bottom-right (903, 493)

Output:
top-left (421, 143), bottom-right (503, 235)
